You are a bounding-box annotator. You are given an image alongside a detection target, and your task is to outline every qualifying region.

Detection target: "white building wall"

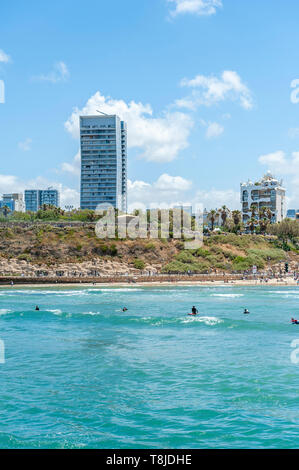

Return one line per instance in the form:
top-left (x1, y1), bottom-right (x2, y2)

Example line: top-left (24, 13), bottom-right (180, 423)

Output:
top-left (240, 174), bottom-right (286, 224)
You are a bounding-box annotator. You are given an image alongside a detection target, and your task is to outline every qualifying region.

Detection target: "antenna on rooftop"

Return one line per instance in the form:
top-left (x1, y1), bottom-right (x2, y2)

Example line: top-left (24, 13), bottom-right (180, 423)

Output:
top-left (96, 110), bottom-right (109, 116)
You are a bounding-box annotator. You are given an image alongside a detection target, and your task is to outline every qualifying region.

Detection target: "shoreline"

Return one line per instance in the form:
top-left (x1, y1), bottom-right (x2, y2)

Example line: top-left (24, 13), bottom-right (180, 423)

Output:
top-left (0, 279), bottom-right (298, 288)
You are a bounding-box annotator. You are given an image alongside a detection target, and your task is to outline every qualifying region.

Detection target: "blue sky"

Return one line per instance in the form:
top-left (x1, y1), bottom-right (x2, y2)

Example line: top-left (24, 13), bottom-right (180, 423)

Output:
top-left (1, 0), bottom-right (299, 210)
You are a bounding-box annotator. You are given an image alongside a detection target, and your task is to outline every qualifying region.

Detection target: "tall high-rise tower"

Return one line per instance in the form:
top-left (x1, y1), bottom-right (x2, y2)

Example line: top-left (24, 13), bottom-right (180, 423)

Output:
top-left (80, 114), bottom-right (127, 212)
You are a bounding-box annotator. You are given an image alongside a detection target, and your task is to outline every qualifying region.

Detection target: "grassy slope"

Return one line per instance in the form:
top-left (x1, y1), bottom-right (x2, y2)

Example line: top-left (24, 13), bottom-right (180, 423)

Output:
top-left (0, 226), bottom-right (293, 272)
top-left (162, 234), bottom-right (288, 273)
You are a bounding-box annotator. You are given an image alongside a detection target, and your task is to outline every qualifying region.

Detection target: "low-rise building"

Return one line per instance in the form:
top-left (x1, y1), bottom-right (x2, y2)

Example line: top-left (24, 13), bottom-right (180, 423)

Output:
top-left (25, 188), bottom-right (60, 212)
top-left (286, 209), bottom-right (299, 220)
top-left (287, 209), bottom-right (296, 219)
top-left (0, 193), bottom-right (25, 213)
top-left (40, 188), bottom-right (60, 207)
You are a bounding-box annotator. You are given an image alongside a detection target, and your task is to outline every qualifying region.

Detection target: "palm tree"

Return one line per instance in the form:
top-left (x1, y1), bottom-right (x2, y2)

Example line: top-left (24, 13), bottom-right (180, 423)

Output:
top-left (220, 205), bottom-right (228, 227)
top-left (1, 205), bottom-right (11, 218)
top-left (259, 207), bottom-right (268, 234)
top-left (251, 204), bottom-right (258, 219)
top-left (208, 209), bottom-right (217, 231)
top-left (232, 210), bottom-right (241, 227)
top-left (265, 208), bottom-right (273, 224)
top-left (249, 217), bottom-right (256, 234)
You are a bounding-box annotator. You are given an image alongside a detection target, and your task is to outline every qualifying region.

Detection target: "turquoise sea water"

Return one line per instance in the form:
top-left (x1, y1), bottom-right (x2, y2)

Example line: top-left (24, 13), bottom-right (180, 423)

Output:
top-left (0, 285), bottom-right (299, 449)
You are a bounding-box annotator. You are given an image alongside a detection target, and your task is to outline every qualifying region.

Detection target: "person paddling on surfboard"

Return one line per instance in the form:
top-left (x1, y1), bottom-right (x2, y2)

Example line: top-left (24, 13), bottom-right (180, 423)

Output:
top-left (291, 318), bottom-right (299, 324)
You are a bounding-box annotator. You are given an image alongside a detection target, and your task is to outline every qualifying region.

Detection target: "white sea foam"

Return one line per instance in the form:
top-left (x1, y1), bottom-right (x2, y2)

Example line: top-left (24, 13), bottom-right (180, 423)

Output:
top-left (91, 288), bottom-right (142, 293)
top-left (47, 309), bottom-right (62, 315)
top-left (0, 290), bottom-right (88, 296)
top-left (272, 290), bottom-right (299, 294)
top-left (82, 311), bottom-right (101, 316)
top-left (182, 316), bottom-right (223, 326)
top-left (212, 294), bottom-right (244, 298)
top-left (0, 309), bottom-right (11, 315)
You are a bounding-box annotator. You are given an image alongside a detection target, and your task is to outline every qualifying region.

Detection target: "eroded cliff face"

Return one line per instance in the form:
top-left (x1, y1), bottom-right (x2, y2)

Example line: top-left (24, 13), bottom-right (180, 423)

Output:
top-left (0, 225), bottom-right (296, 277)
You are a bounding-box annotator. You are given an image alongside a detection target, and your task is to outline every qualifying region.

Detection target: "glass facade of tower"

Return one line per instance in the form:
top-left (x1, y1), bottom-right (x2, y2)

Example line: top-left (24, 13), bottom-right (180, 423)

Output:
top-left (80, 115), bottom-right (127, 212)
top-left (25, 189), bottom-right (60, 212)
top-left (41, 189), bottom-right (60, 207)
top-left (25, 190), bottom-right (41, 212)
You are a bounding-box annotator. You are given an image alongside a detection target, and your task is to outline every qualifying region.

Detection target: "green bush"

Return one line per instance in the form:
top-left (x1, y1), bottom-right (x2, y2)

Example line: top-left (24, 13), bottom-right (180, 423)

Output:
top-left (95, 243), bottom-right (118, 256)
top-left (222, 250), bottom-right (236, 261)
top-left (232, 254), bottom-right (264, 271)
top-left (175, 251), bottom-right (195, 263)
top-left (133, 259), bottom-right (145, 270)
top-left (162, 260), bottom-right (210, 274)
top-left (144, 242), bottom-right (156, 252)
top-left (17, 253), bottom-right (32, 262)
top-left (247, 248), bottom-right (285, 262)
top-left (109, 244), bottom-right (118, 256)
top-left (195, 248), bottom-right (211, 258)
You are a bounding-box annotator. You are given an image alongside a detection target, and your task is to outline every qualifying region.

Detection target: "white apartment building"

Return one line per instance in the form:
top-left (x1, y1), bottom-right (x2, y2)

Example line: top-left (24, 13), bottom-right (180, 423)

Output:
top-left (240, 172), bottom-right (286, 224)
top-left (2, 193), bottom-right (25, 212)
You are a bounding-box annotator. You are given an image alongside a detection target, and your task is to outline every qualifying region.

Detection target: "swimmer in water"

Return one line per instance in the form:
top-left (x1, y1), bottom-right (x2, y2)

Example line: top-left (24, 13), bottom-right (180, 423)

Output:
top-left (35, 306), bottom-right (40, 311)
top-left (244, 308), bottom-right (250, 314)
top-left (122, 307), bottom-right (128, 312)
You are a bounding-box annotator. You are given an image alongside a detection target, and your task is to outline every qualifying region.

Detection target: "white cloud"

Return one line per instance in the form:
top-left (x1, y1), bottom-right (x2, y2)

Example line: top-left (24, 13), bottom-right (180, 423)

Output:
top-left (168, 0), bottom-right (222, 17)
top-left (18, 138), bottom-right (32, 152)
top-left (0, 174), bottom-right (79, 208)
top-left (128, 173), bottom-right (239, 212)
top-left (258, 150), bottom-right (299, 208)
top-left (205, 122), bottom-right (224, 139)
top-left (61, 151), bottom-right (81, 176)
top-left (259, 150), bottom-right (287, 169)
top-left (0, 174), bottom-right (19, 193)
top-left (0, 49), bottom-right (10, 63)
top-left (64, 91), bottom-right (193, 163)
top-left (128, 173), bottom-right (192, 211)
top-left (155, 173), bottom-right (192, 191)
top-left (58, 186), bottom-right (80, 208)
top-left (33, 61), bottom-right (69, 83)
top-left (178, 70), bottom-right (253, 110)
top-left (195, 188), bottom-right (240, 210)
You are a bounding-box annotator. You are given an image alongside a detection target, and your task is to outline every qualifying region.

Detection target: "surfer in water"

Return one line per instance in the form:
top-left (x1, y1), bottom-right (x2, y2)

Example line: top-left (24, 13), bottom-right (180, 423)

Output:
top-left (122, 307), bottom-right (128, 312)
top-left (35, 306), bottom-right (40, 311)
top-left (190, 306), bottom-right (198, 316)
top-left (244, 308), bottom-right (250, 315)
top-left (291, 318), bottom-right (299, 325)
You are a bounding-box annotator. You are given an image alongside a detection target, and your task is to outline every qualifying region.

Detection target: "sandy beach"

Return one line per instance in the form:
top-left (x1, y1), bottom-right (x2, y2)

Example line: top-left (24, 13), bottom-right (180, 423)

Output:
top-left (1, 278), bottom-right (298, 288)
